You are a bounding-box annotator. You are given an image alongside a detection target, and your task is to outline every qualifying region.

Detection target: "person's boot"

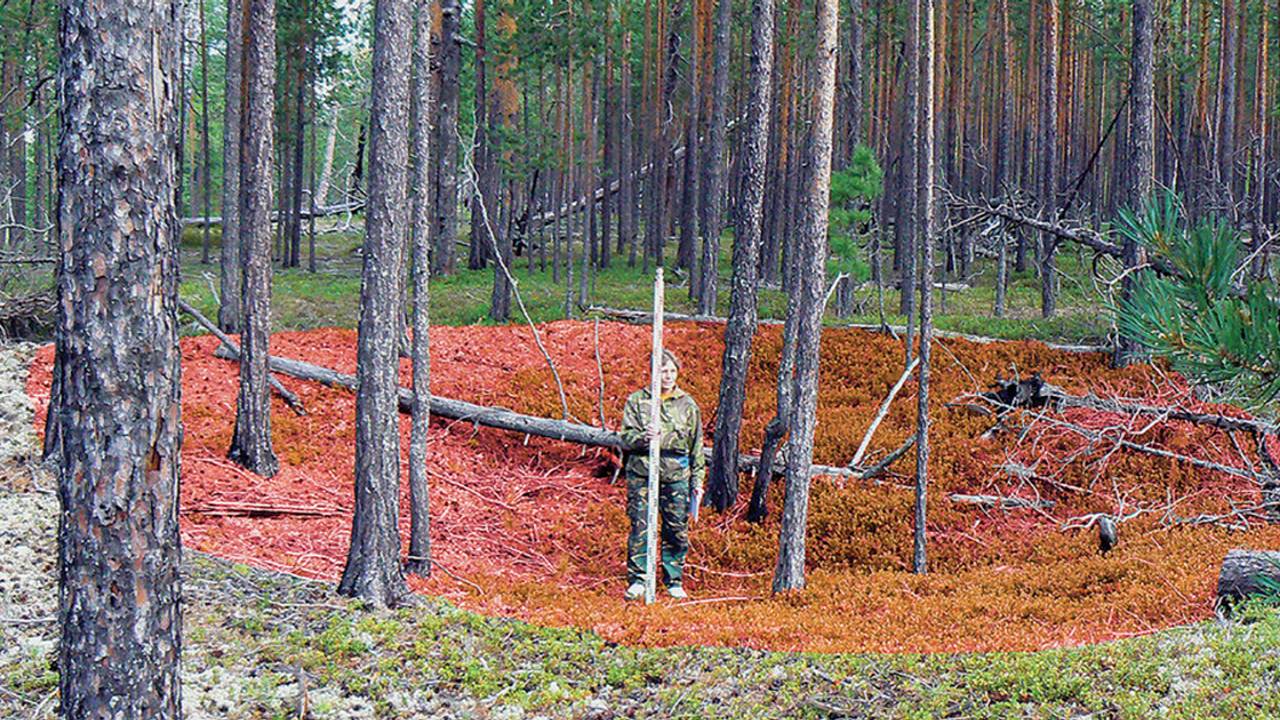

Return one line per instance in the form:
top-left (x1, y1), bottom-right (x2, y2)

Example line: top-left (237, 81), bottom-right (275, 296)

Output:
top-left (624, 582), bottom-right (645, 600)
top-left (667, 584), bottom-right (688, 599)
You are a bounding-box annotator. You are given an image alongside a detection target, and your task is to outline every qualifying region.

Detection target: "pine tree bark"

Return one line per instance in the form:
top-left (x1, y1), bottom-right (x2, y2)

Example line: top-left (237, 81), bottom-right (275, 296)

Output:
top-left (405, 0), bottom-right (434, 578)
top-left (55, 0), bottom-right (184, 713)
top-left (899, 0), bottom-right (920, 326)
top-left (228, 0), bottom-right (280, 477)
top-left (1215, 0), bottom-right (1237, 207)
top-left (339, 0), bottom-right (414, 607)
top-left (913, 0), bottom-right (936, 575)
top-left (469, 0), bottom-right (489, 271)
top-left (1114, 0), bottom-right (1154, 368)
top-left (678, 0), bottom-right (704, 284)
top-left (432, 0), bottom-right (461, 276)
top-left (1039, 0), bottom-right (1059, 318)
top-left (1249, 0), bottom-right (1269, 277)
top-left (707, 0), bottom-right (774, 512)
top-left (993, 0), bottom-right (1012, 317)
top-left (773, 0), bottom-right (837, 592)
top-left (218, 0), bottom-right (243, 332)
top-left (621, 28), bottom-right (637, 266)
top-left (199, 0), bottom-right (212, 265)
top-left (697, 0), bottom-right (732, 315)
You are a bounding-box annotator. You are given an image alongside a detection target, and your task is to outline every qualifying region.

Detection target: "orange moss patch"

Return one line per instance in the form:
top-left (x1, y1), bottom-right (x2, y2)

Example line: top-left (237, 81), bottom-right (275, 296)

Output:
top-left (26, 322), bottom-right (1280, 653)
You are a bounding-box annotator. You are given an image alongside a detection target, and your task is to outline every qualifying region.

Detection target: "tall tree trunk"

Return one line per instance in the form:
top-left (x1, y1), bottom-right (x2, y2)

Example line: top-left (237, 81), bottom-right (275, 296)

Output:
top-left (621, 27), bottom-right (637, 266)
top-left (218, 0), bottom-right (243, 332)
top-left (55, 0), bottom-right (184, 713)
top-left (289, 48), bottom-right (307, 269)
top-left (679, 0), bottom-right (704, 285)
top-left (315, 113), bottom-right (339, 208)
top-left (708, 0), bottom-right (774, 513)
top-left (200, 0), bottom-right (212, 265)
top-left (913, 0), bottom-right (936, 575)
top-left (993, 0), bottom-right (1012, 317)
top-left (1039, 0), bottom-right (1059, 318)
top-left (697, 0), bottom-right (732, 315)
top-left (469, 0), bottom-right (489, 271)
top-left (3, 53), bottom-right (27, 248)
top-left (405, 0), bottom-right (435, 579)
top-left (773, 0), bottom-right (837, 592)
top-left (339, 0), bottom-right (414, 608)
top-left (228, 0), bottom-right (280, 477)
top-left (433, 0), bottom-right (461, 276)
top-left (899, 0), bottom-right (920, 331)
top-left (1249, 0), bottom-right (1269, 277)
top-left (1115, 0), bottom-right (1154, 368)
top-left (1215, 0), bottom-right (1237, 208)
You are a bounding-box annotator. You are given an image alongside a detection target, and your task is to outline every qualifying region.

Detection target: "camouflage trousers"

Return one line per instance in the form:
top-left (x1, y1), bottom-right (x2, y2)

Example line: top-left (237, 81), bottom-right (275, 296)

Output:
top-left (625, 470), bottom-right (690, 587)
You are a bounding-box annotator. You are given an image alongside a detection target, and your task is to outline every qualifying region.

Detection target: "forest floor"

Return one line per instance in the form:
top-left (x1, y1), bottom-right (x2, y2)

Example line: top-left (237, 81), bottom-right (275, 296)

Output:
top-left (5, 228), bottom-right (1280, 717)
top-left (6, 333), bottom-right (1280, 718)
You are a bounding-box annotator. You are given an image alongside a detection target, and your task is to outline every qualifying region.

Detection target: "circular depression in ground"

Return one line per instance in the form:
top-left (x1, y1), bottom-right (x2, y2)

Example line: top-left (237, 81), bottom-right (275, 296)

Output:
top-left (27, 322), bottom-right (1280, 653)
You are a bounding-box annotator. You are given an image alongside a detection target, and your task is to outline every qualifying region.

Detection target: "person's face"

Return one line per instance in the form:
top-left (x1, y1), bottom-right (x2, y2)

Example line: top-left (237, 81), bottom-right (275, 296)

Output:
top-left (660, 359), bottom-right (679, 393)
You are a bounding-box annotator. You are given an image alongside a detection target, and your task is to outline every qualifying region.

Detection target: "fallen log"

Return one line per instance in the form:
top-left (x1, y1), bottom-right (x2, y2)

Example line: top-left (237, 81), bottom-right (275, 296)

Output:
top-left (587, 306), bottom-right (1109, 354)
top-left (0, 287), bottom-right (55, 339)
top-left (949, 494), bottom-right (1056, 510)
top-left (214, 347), bottom-right (898, 480)
top-left (183, 501), bottom-right (347, 518)
top-left (1216, 550), bottom-right (1280, 609)
top-left (180, 299), bottom-right (307, 416)
top-left (181, 201), bottom-right (364, 227)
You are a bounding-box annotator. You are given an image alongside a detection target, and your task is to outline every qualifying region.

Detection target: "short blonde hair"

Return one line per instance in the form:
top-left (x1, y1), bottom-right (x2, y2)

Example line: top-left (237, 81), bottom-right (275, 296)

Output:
top-left (661, 349), bottom-right (681, 370)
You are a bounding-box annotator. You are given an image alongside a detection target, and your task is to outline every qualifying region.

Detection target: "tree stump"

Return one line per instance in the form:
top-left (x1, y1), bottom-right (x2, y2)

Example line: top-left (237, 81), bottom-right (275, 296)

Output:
top-left (1216, 550), bottom-right (1280, 610)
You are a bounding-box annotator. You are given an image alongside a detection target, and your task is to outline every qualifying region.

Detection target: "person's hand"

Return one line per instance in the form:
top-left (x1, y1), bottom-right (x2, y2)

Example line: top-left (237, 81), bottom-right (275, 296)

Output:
top-left (689, 484), bottom-right (703, 521)
top-left (645, 423), bottom-right (661, 445)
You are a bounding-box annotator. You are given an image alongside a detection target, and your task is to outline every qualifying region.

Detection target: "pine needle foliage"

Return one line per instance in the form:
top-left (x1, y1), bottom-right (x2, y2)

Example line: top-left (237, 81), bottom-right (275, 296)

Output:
top-left (1116, 193), bottom-right (1280, 410)
top-left (827, 145), bottom-right (884, 281)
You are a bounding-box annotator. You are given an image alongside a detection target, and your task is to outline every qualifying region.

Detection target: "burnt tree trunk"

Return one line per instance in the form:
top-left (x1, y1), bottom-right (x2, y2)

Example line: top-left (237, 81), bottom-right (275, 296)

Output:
top-left (339, 0), bottom-right (414, 607)
top-left (708, 0), bottom-right (774, 513)
top-left (55, 0), bottom-right (184, 713)
top-left (228, 0), bottom-right (280, 477)
top-left (773, 0), bottom-right (837, 592)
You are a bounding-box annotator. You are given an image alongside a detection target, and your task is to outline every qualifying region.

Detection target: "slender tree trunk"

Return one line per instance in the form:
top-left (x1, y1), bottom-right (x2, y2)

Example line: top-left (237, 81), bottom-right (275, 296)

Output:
top-left (55, 0), bottom-right (184, 714)
top-left (899, 0), bottom-right (920, 333)
top-left (621, 28), bottom-right (637, 266)
top-left (228, 0), bottom-right (280, 477)
top-left (1249, 0), bottom-right (1269, 277)
top-left (218, 0), bottom-right (243, 332)
top-left (679, 0), bottom-right (704, 285)
top-left (913, 0), bottom-right (936, 575)
top-left (1215, 0), bottom-right (1237, 208)
top-left (993, 0), bottom-right (1012, 317)
top-left (315, 112), bottom-right (339, 208)
top-left (708, 0), bottom-right (773, 513)
top-left (1039, 0), bottom-right (1059, 318)
top-left (698, 0), bottom-right (732, 315)
top-left (773, 0), bottom-right (837, 592)
top-left (1115, 0), bottom-right (1154, 368)
top-left (200, 0), bottom-right (212, 265)
top-left (339, 0), bottom-right (414, 607)
top-left (289, 48), bottom-right (306, 269)
top-left (469, 0), bottom-right (489, 271)
top-left (405, 0), bottom-right (435, 578)
top-left (433, 0), bottom-right (461, 275)
top-left (308, 58), bottom-right (318, 273)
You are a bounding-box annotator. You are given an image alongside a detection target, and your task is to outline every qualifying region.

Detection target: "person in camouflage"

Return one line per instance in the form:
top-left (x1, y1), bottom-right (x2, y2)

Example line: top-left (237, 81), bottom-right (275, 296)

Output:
top-left (619, 349), bottom-right (705, 600)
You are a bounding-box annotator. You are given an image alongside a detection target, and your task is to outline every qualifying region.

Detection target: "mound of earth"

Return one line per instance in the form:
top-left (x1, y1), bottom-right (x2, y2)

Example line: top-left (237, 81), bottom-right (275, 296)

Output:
top-left (26, 321), bottom-right (1280, 653)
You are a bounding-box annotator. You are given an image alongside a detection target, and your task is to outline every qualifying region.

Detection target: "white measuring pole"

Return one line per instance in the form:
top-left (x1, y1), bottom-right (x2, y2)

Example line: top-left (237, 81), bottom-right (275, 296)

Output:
top-left (645, 268), bottom-right (665, 604)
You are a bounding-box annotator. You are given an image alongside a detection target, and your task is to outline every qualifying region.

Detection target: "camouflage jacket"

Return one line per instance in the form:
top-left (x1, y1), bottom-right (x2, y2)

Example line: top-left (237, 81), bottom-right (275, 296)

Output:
top-left (619, 387), bottom-right (706, 489)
